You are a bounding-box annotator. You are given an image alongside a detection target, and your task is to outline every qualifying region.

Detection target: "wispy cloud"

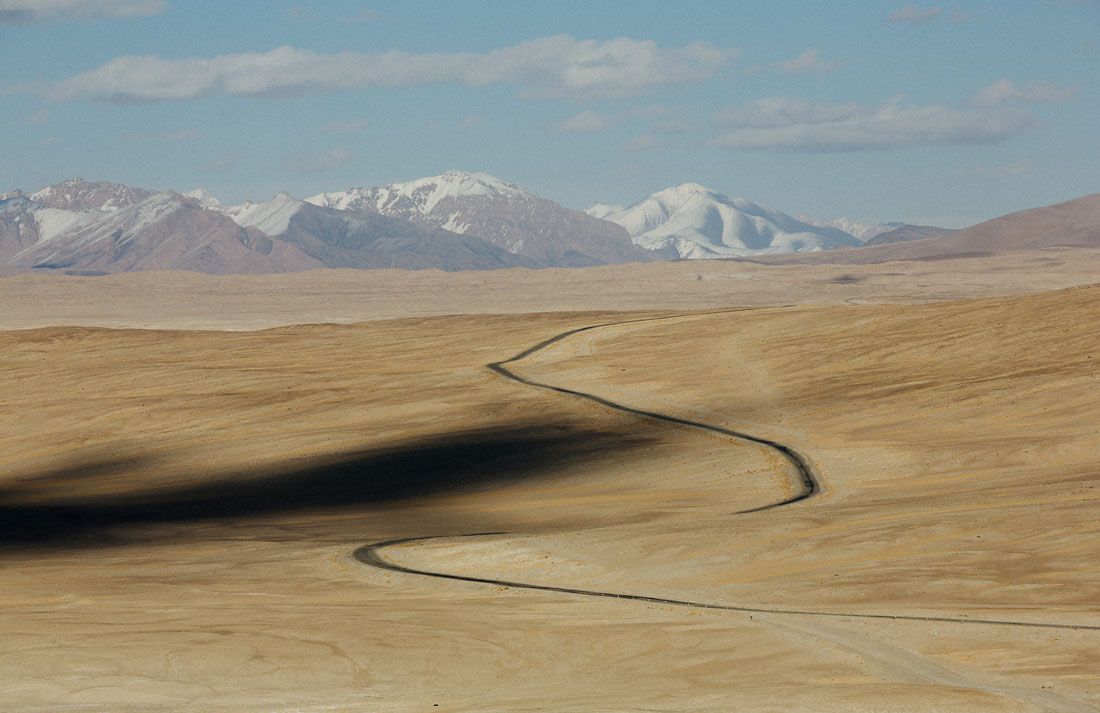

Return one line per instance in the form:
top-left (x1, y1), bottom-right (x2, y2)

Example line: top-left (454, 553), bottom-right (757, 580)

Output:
top-left (345, 7), bottom-right (379, 23)
top-left (321, 119), bottom-right (369, 134)
top-left (625, 134), bottom-right (658, 151)
top-left (121, 128), bottom-right (199, 142)
top-left (0, 0), bottom-right (165, 24)
top-left (772, 48), bottom-right (842, 74)
top-left (203, 153), bottom-right (239, 174)
top-left (712, 96), bottom-right (1033, 152)
top-left (460, 114), bottom-right (484, 129)
top-left (39, 36), bottom-right (736, 103)
top-left (554, 104), bottom-right (685, 136)
top-left (557, 110), bottom-right (614, 133)
top-left (715, 97), bottom-right (864, 127)
top-left (964, 160), bottom-right (1031, 177)
top-left (888, 5), bottom-right (943, 23)
top-left (24, 107), bottom-right (49, 125)
top-left (283, 146), bottom-right (353, 173)
top-left (972, 78), bottom-right (1078, 106)
top-left (625, 104), bottom-right (669, 118)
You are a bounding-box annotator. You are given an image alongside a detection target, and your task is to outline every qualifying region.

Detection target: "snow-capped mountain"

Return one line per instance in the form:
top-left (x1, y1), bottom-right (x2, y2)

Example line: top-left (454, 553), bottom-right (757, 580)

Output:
top-left (3, 174), bottom-right (943, 274)
top-left (218, 190), bottom-right (532, 271)
top-left (800, 216), bottom-right (905, 243)
top-left (309, 171), bottom-right (524, 223)
top-left (184, 188), bottom-right (222, 209)
top-left (582, 203), bottom-right (624, 221)
top-left (308, 170), bottom-right (652, 267)
top-left (31, 177), bottom-right (152, 213)
top-left (224, 192), bottom-right (304, 236)
top-left (0, 178), bottom-right (538, 274)
top-left (0, 192), bottom-right (101, 263)
top-left (591, 183), bottom-right (861, 259)
top-left (8, 189), bottom-right (316, 274)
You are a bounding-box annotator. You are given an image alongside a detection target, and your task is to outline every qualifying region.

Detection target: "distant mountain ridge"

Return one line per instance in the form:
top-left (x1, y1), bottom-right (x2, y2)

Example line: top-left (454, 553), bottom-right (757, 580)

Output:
top-left (4, 174), bottom-right (1093, 275)
top-left (800, 216), bottom-right (906, 243)
top-left (30, 177), bottom-right (152, 213)
top-left (0, 179), bottom-right (531, 274)
top-left (862, 224), bottom-right (956, 247)
top-left (751, 192), bottom-right (1100, 265)
top-left (218, 191), bottom-right (532, 271)
top-left (2, 189), bottom-right (315, 274)
top-left (308, 170), bottom-right (654, 267)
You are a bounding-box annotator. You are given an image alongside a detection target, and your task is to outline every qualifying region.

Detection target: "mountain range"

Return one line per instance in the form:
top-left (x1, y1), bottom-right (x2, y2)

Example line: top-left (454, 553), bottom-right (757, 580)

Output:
top-left (3, 172), bottom-right (1093, 275)
top-left (307, 171), bottom-right (653, 267)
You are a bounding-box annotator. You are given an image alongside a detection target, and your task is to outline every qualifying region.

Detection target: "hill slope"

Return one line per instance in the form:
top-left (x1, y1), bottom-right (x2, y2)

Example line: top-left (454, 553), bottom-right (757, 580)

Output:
top-left (768, 193), bottom-right (1100, 264)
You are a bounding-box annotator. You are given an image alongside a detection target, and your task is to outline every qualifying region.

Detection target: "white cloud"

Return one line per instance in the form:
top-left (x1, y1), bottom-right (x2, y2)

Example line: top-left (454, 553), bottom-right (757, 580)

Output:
top-left (321, 119), bottom-right (369, 134)
top-left (121, 128), bottom-right (199, 142)
top-left (460, 114), bottom-right (484, 129)
top-left (283, 147), bottom-right (353, 173)
top-left (772, 48), bottom-right (842, 74)
top-left (712, 96), bottom-right (1033, 152)
top-left (0, 0), bottom-right (165, 24)
top-left (888, 5), bottom-right (943, 23)
top-left (972, 78), bottom-right (1078, 106)
top-left (557, 110), bottom-right (614, 133)
top-left (41, 36), bottom-right (735, 103)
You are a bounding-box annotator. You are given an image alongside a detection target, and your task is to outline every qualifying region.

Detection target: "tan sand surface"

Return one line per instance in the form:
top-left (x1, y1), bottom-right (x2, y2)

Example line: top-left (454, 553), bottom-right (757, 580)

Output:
top-left (2, 246), bottom-right (1100, 330)
top-left (0, 275), bottom-right (1097, 710)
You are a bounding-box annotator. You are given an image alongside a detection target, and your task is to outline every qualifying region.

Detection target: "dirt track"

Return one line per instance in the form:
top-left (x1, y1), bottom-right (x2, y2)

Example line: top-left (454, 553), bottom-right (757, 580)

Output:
top-left (358, 312), bottom-right (1099, 634)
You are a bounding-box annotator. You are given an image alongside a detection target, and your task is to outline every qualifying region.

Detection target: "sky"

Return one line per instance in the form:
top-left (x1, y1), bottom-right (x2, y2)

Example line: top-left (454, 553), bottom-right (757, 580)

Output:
top-left (1, 0), bottom-right (1097, 226)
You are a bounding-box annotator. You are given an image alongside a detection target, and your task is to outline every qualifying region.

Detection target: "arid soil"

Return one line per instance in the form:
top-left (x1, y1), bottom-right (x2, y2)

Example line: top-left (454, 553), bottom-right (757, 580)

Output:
top-left (0, 264), bottom-right (1097, 711)
top-left (2, 246), bottom-right (1100, 330)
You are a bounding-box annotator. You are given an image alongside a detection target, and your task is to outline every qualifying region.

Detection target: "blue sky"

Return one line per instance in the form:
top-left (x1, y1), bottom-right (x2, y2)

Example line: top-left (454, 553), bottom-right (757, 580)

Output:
top-left (2, 0), bottom-right (1097, 226)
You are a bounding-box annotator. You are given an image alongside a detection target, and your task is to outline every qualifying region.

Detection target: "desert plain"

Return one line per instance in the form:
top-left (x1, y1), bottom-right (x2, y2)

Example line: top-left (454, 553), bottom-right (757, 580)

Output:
top-left (1, 249), bottom-right (1098, 712)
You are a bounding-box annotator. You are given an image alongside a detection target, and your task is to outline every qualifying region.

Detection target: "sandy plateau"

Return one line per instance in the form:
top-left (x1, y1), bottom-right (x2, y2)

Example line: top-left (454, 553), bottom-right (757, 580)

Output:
top-left (1, 255), bottom-right (1098, 712)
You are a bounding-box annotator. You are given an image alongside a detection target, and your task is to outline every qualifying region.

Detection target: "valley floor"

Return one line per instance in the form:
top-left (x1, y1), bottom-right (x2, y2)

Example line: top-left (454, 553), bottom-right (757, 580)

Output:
top-left (0, 269), bottom-right (1097, 711)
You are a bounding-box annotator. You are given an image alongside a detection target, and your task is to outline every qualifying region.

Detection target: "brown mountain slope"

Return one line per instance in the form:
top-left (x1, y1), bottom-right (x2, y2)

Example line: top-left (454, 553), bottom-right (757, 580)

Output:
top-left (22, 193), bottom-right (321, 275)
top-left (752, 192), bottom-right (1100, 264)
top-left (862, 224), bottom-right (954, 246)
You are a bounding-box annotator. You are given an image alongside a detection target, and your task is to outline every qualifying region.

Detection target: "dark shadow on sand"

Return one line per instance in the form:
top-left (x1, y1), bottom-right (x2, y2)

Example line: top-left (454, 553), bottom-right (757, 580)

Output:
top-left (0, 421), bottom-right (655, 551)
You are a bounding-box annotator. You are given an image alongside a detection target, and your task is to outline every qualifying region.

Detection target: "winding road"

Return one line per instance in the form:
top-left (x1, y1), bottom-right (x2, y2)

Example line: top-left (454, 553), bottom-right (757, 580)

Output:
top-left (355, 312), bottom-right (1100, 635)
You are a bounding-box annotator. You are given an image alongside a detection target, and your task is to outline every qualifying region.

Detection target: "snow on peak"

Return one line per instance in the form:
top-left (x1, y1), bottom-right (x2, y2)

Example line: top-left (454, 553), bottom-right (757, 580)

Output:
top-left (225, 192), bottom-right (304, 236)
top-left (663, 182), bottom-right (714, 196)
top-left (306, 170), bottom-right (529, 219)
top-left (185, 188), bottom-right (222, 208)
top-left (800, 216), bottom-right (905, 242)
top-left (601, 183), bottom-right (861, 258)
top-left (584, 202), bottom-right (624, 220)
top-left (374, 170), bottom-right (527, 214)
top-left (30, 178), bottom-right (151, 213)
top-left (434, 169), bottom-right (524, 194)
